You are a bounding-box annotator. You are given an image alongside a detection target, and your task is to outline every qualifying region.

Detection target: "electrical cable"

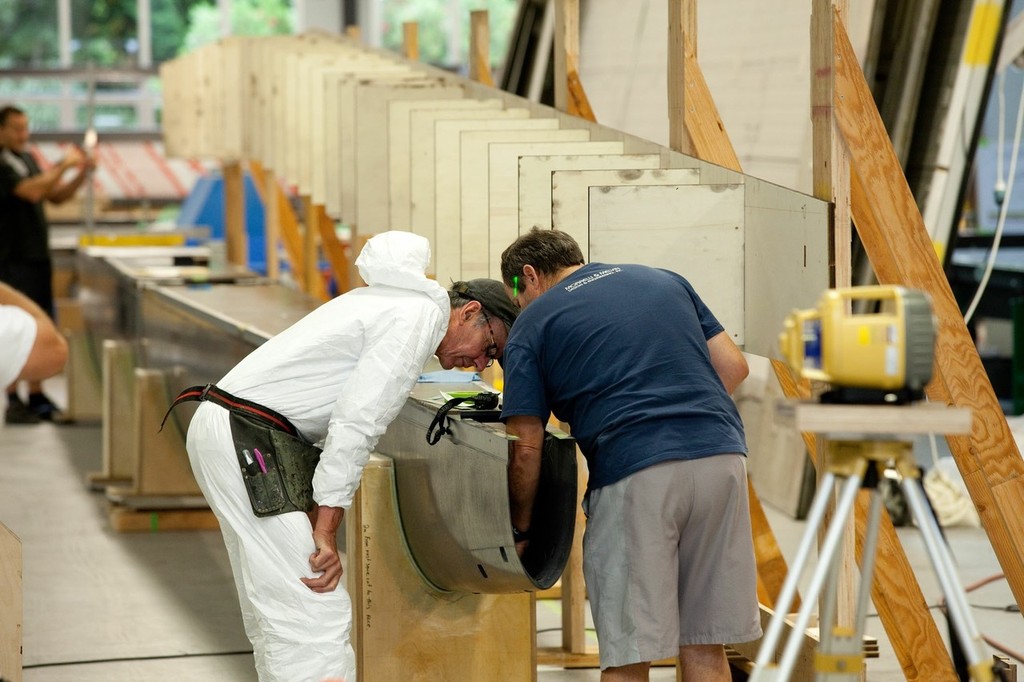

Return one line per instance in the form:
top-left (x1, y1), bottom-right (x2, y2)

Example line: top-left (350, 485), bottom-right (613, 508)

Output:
top-left (963, 70), bottom-right (1024, 325)
top-left (996, 70), bottom-right (1007, 204)
top-left (22, 649), bottom-right (255, 669)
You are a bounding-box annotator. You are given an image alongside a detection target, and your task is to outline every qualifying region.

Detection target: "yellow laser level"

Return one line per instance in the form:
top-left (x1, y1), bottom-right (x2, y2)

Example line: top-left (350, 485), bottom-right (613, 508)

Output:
top-left (778, 286), bottom-right (936, 396)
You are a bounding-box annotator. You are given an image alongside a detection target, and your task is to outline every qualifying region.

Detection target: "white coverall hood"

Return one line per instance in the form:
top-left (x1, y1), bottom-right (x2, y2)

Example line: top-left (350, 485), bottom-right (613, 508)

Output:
top-left (356, 231), bottom-right (437, 296)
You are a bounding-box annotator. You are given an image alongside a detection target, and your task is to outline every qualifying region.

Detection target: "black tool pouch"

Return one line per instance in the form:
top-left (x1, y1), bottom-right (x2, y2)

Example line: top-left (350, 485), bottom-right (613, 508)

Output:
top-left (228, 411), bottom-right (322, 517)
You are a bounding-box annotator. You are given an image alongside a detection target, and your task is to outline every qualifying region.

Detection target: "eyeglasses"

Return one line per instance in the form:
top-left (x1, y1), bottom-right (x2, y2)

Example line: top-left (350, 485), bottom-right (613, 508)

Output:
top-left (480, 310), bottom-right (499, 368)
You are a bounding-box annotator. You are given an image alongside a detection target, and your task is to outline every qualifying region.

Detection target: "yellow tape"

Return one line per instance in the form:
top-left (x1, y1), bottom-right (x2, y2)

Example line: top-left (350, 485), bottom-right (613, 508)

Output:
top-left (815, 651), bottom-right (864, 673)
top-left (965, 2), bottom-right (1002, 66)
top-left (79, 233), bottom-right (186, 247)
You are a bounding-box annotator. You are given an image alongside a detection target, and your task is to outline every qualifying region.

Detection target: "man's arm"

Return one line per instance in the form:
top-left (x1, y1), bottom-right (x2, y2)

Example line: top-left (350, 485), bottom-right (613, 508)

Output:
top-left (707, 330), bottom-right (749, 395)
top-left (0, 282), bottom-right (67, 381)
top-left (11, 148), bottom-right (84, 204)
top-left (506, 414), bottom-right (546, 555)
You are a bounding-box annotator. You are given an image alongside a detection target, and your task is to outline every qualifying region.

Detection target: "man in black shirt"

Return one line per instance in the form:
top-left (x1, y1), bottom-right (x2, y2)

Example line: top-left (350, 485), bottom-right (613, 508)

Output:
top-left (0, 105), bottom-right (93, 423)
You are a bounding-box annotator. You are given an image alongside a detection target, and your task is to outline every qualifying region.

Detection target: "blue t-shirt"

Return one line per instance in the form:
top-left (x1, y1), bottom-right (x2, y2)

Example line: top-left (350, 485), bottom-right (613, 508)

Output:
top-left (501, 263), bottom-right (747, 490)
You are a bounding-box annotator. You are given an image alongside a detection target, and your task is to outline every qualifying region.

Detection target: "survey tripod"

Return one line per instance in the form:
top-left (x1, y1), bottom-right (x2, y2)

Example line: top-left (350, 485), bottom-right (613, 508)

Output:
top-left (749, 411), bottom-right (995, 682)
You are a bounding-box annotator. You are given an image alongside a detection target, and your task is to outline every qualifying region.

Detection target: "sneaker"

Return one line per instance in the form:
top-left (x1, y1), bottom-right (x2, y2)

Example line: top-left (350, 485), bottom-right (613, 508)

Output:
top-left (28, 392), bottom-right (65, 422)
top-left (6, 395), bottom-right (41, 425)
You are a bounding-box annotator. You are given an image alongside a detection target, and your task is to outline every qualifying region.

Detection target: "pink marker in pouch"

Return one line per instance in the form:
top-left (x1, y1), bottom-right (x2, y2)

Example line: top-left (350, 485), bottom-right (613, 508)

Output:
top-left (253, 447), bottom-right (268, 473)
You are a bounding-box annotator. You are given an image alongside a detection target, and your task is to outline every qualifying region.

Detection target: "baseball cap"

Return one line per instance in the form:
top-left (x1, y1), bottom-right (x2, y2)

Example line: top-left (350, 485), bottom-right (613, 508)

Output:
top-left (450, 279), bottom-right (519, 331)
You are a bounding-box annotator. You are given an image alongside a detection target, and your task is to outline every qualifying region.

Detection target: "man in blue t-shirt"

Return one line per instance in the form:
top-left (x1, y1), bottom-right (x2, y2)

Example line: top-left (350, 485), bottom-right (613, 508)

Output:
top-left (500, 228), bottom-right (761, 681)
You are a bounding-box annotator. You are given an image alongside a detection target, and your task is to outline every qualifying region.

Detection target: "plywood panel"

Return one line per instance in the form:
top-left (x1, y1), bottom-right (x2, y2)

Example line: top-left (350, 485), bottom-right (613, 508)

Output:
top-left (355, 81), bottom-right (463, 234)
top-left (486, 141), bottom-right (625, 279)
top-left (299, 52), bottom-right (386, 198)
top-left (742, 176), bottom-right (830, 357)
top-left (550, 168), bottom-right (700, 256)
top-left (388, 99), bottom-right (503, 231)
top-left (430, 117), bottom-right (560, 281)
top-left (407, 109), bottom-right (533, 273)
top-left (217, 37), bottom-right (246, 161)
top-left (518, 153), bottom-right (662, 232)
top-left (458, 129), bottom-right (593, 281)
top-left (322, 63), bottom-right (414, 216)
top-left (339, 72), bottom-right (435, 224)
top-left (279, 35), bottom-right (351, 186)
top-left (587, 183), bottom-right (745, 344)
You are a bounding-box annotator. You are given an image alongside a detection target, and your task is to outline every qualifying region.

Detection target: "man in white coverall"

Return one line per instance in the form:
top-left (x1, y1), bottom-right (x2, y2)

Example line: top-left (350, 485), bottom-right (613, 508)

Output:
top-left (184, 231), bottom-right (518, 682)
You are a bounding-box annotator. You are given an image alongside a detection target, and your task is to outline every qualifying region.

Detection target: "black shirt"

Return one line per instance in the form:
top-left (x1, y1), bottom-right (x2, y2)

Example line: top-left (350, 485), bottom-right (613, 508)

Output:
top-left (0, 147), bottom-right (49, 263)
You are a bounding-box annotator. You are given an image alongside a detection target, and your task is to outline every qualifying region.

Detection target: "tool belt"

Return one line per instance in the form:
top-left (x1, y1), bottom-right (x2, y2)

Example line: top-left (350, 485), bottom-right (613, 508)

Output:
top-left (163, 384), bottom-right (322, 518)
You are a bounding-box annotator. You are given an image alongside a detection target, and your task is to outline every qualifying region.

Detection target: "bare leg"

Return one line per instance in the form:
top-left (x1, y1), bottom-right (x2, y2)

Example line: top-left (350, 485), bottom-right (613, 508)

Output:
top-left (601, 661), bottom-right (651, 681)
top-left (678, 644), bottom-right (730, 681)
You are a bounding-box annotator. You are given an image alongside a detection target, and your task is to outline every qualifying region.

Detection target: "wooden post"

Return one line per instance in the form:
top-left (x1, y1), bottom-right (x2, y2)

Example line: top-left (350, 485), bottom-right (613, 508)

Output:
top-left (301, 195), bottom-right (325, 299)
top-left (469, 10), bottom-right (495, 86)
top-left (832, 6), bottom-right (1024, 619)
top-left (812, 0), bottom-right (852, 290)
top-left (554, 0), bottom-right (596, 121)
top-left (402, 21), bottom-right (419, 61)
top-left (223, 160), bottom-right (248, 267)
top-left (665, 0), bottom-right (739, 169)
top-left (667, 0), bottom-right (697, 155)
top-left (553, 0), bottom-right (576, 113)
top-left (562, 452), bottom-right (588, 654)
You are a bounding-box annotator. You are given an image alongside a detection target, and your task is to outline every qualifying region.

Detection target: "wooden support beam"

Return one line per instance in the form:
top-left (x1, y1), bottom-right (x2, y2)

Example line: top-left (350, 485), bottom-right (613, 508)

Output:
top-left (315, 204), bottom-right (351, 295)
top-left (748, 475), bottom-right (799, 612)
top-left (223, 160), bottom-right (248, 266)
top-left (832, 7), bottom-right (1024, 621)
top-left (403, 21), bottom-right (419, 61)
top-left (667, 0), bottom-right (697, 155)
top-left (248, 160), bottom-right (280, 279)
top-left (469, 10), bottom-right (495, 86)
top-left (276, 182), bottom-right (307, 286)
top-left (812, 0), bottom-right (852, 290)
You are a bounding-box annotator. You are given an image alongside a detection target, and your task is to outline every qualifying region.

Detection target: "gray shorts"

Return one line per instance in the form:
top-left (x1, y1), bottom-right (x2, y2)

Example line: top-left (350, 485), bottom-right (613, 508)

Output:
top-left (582, 454), bottom-right (763, 669)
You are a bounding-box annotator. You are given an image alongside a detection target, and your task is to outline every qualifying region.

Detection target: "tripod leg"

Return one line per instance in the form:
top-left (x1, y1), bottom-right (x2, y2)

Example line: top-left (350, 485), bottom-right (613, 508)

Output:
top-left (901, 477), bottom-right (994, 681)
top-left (752, 471), bottom-right (840, 676)
top-left (777, 472), bottom-right (864, 680)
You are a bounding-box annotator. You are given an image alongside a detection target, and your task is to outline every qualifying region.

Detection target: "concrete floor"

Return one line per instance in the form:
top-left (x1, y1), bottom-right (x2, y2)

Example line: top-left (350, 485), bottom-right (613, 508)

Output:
top-left (1, 379), bottom-right (1021, 681)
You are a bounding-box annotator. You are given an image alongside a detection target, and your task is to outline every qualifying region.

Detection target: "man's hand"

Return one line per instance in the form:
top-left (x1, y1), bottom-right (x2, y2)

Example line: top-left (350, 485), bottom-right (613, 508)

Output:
top-left (61, 146), bottom-right (84, 169)
top-left (300, 528), bottom-right (343, 593)
top-left (300, 505), bottom-right (345, 593)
